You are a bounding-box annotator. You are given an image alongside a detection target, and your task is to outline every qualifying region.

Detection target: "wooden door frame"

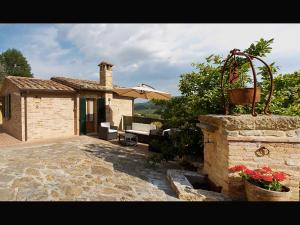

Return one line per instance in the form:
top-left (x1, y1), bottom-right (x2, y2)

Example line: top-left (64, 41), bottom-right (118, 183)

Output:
top-left (86, 98), bottom-right (96, 134)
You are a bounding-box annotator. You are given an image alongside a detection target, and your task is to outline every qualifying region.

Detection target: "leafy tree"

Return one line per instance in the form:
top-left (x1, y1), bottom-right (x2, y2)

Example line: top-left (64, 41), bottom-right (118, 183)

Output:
top-left (0, 48), bottom-right (33, 78)
top-left (0, 62), bottom-right (5, 87)
top-left (178, 38), bottom-right (278, 115)
top-left (151, 38), bottom-right (300, 162)
top-left (258, 71), bottom-right (300, 116)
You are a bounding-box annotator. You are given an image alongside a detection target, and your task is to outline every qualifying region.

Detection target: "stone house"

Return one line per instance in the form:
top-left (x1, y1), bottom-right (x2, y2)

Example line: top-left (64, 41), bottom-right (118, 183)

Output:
top-left (0, 61), bottom-right (133, 141)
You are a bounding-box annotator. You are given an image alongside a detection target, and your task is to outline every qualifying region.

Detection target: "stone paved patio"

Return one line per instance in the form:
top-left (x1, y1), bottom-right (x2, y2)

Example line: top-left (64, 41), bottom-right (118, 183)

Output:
top-left (0, 135), bottom-right (181, 201)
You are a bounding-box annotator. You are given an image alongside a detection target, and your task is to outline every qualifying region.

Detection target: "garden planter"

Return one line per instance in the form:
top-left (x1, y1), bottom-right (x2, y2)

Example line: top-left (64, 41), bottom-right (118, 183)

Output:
top-left (245, 180), bottom-right (291, 201)
top-left (228, 87), bottom-right (261, 105)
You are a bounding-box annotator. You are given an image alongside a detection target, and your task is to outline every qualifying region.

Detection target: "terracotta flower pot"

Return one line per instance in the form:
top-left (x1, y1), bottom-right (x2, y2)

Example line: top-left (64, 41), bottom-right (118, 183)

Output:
top-left (245, 180), bottom-right (291, 201)
top-left (228, 87), bottom-right (261, 105)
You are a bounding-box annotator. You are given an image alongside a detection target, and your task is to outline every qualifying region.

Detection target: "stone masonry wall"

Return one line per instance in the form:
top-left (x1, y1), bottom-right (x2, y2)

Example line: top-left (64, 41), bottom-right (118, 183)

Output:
top-left (26, 94), bottom-right (75, 141)
top-left (0, 81), bottom-right (22, 140)
top-left (198, 115), bottom-right (300, 201)
top-left (110, 93), bottom-right (133, 130)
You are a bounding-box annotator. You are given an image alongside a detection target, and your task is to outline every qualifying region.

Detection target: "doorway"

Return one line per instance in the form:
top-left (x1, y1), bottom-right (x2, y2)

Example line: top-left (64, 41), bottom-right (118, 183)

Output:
top-left (86, 98), bottom-right (95, 133)
top-left (80, 97), bottom-right (96, 134)
top-left (80, 97), bottom-right (106, 135)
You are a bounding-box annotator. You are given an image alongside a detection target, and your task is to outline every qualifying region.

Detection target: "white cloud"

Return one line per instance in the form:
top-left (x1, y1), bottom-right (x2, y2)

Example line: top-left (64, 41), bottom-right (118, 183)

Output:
top-left (9, 24), bottom-right (300, 95)
top-left (59, 24), bottom-right (300, 66)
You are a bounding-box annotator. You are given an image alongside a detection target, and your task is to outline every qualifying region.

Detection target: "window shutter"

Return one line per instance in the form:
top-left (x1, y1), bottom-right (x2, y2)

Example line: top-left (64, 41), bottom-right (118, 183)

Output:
top-left (4, 95), bottom-right (8, 118)
top-left (1, 96), bottom-right (5, 119)
top-left (79, 97), bottom-right (86, 135)
top-left (8, 94), bottom-right (11, 119)
top-left (97, 97), bottom-right (106, 125)
top-left (3, 94), bottom-right (11, 119)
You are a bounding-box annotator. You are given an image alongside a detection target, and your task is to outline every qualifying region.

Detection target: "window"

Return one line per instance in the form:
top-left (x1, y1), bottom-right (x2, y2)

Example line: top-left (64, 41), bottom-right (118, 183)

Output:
top-left (4, 94), bottom-right (11, 119)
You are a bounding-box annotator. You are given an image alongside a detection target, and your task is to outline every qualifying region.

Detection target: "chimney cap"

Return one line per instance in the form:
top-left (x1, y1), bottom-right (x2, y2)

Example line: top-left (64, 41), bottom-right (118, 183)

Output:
top-left (98, 61), bottom-right (114, 67)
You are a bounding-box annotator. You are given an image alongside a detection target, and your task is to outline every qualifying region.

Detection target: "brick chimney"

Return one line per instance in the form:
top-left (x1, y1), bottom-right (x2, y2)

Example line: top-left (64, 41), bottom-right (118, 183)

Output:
top-left (98, 61), bottom-right (113, 88)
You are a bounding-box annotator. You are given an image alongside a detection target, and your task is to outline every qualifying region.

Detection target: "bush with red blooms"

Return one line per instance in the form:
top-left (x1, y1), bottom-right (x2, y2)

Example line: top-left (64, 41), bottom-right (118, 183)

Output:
top-left (229, 165), bottom-right (289, 192)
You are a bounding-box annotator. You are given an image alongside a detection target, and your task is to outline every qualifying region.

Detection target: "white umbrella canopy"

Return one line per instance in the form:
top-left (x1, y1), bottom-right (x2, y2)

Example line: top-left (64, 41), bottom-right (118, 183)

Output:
top-left (113, 84), bottom-right (171, 100)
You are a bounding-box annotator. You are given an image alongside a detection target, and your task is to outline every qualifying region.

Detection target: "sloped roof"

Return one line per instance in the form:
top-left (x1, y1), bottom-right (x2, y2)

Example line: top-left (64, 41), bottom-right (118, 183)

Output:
top-left (6, 76), bottom-right (75, 93)
top-left (51, 76), bottom-right (113, 91)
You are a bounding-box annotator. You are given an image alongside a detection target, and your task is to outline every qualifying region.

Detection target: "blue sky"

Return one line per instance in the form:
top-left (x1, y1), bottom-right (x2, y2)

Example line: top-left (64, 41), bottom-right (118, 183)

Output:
top-left (1, 24), bottom-right (300, 101)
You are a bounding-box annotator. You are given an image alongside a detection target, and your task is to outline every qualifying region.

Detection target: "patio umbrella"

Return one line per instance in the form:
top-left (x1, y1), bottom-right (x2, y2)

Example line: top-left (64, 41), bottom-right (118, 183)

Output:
top-left (113, 84), bottom-right (171, 100)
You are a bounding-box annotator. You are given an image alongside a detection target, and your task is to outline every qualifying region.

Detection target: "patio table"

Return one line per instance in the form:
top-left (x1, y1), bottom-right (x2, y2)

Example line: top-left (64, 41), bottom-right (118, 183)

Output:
top-left (118, 132), bottom-right (138, 146)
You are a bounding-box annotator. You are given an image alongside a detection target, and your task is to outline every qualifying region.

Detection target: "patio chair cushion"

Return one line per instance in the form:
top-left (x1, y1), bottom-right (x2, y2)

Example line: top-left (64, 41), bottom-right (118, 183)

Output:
top-left (108, 129), bottom-right (117, 133)
top-left (131, 123), bottom-right (156, 133)
top-left (162, 128), bottom-right (171, 136)
top-left (101, 122), bottom-right (110, 128)
top-left (126, 129), bottom-right (149, 135)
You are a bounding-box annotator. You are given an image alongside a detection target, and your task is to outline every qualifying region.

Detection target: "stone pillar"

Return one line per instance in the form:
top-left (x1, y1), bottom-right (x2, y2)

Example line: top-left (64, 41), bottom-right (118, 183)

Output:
top-left (98, 61), bottom-right (114, 124)
top-left (197, 115), bottom-right (300, 201)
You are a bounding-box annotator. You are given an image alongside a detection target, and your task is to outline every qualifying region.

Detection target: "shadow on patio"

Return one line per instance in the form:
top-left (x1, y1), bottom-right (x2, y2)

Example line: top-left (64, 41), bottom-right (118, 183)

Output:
top-left (81, 141), bottom-right (180, 198)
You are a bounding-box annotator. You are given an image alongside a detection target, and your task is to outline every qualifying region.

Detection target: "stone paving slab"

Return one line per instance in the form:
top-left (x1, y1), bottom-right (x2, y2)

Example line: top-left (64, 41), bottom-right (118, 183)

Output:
top-left (0, 135), bottom-right (181, 201)
top-left (167, 169), bottom-right (231, 201)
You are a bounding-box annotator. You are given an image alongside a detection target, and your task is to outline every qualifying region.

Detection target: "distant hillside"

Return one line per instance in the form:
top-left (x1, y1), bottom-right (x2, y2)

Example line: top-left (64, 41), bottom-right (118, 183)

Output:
top-left (134, 101), bottom-right (162, 119)
top-left (134, 101), bottom-right (161, 111)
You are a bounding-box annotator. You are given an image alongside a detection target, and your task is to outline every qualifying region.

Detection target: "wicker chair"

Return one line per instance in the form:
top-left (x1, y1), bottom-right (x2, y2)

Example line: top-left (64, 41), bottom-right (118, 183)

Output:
top-left (99, 122), bottom-right (118, 140)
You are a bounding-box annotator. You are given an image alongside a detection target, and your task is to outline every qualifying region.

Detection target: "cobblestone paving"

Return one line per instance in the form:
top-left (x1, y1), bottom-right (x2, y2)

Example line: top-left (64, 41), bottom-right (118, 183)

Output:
top-left (0, 136), bottom-right (180, 201)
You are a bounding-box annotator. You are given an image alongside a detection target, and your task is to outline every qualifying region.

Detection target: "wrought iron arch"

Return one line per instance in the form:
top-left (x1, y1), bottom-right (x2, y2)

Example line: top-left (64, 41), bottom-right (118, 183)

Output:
top-left (220, 49), bottom-right (274, 116)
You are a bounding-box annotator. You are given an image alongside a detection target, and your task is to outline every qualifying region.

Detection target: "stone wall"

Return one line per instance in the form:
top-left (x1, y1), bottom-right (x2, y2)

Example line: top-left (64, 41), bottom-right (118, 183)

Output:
top-left (0, 81), bottom-right (23, 140)
top-left (198, 115), bottom-right (300, 201)
top-left (25, 94), bottom-right (76, 141)
top-left (110, 93), bottom-right (133, 129)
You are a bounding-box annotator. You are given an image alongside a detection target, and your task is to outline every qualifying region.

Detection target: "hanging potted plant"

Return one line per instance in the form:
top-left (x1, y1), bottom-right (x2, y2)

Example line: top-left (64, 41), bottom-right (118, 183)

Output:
top-left (228, 87), bottom-right (261, 105)
top-left (227, 55), bottom-right (261, 106)
top-left (220, 48), bottom-right (273, 116)
top-left (229, 165), bottom-right (291, 201)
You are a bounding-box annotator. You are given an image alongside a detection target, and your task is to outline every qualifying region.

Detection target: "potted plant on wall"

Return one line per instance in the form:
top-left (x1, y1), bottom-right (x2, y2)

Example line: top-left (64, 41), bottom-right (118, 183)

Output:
top-left (229, 165), bottom-right (291, 201)
top-left (220, 48), bottom-right (274, 116)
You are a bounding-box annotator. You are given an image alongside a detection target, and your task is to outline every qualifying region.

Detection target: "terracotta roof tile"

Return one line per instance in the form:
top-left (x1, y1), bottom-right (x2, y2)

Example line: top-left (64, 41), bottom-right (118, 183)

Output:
top-left (51, 76), bottom-right (113, 91)
top-left (6, 76), bottom-right (75, 92)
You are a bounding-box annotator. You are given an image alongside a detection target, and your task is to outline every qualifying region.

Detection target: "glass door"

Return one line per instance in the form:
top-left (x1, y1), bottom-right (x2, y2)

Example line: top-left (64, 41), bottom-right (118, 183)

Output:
top-left (86, 98), bottom-right (95, 133)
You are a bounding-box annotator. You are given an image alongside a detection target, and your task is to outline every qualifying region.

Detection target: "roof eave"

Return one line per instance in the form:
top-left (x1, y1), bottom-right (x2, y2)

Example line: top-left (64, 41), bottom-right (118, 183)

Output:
top-left (20, 89), bottom-right (76, 94)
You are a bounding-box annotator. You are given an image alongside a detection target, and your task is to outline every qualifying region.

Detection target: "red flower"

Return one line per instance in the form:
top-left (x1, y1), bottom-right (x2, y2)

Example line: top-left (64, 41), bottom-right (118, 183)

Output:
top-left (261, 166), bottom-right (272, 173)
top-left (229, 165), bottom-right (247, 172)
top-left (255, 168), bottom-right (267, 174)
top-left (250, 171), bottom-right (263, 180)
top-left (244, 168), bottom-right (255, 176)
top-left (273, 172), bottom-right (286, 181)
top-left (261, 175), bottom-right (273, 182)
top-left (229, 165), bottom-right (288, 191)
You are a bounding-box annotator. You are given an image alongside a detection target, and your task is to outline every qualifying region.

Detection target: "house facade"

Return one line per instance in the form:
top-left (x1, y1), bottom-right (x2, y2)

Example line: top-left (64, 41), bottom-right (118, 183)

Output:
top-left (0, 61), bottom-right (133, 141)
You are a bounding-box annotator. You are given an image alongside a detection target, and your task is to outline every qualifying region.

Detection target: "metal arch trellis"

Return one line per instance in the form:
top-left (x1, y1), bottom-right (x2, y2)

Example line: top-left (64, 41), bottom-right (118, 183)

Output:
top-left (220, 48), bottom-right (274, 116)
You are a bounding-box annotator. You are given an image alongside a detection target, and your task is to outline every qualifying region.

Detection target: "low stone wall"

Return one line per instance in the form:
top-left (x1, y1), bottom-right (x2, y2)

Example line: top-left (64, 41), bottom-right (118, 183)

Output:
top-left (198, 115), bottom-right (300, 201)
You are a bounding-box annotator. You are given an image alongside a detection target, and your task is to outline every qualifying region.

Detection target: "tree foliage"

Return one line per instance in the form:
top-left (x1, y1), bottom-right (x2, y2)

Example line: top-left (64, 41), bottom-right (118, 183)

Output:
top-left (0, 48), bottom-right (33, 83)
top-left (0, 62), bottom-right (5, 87)
top-left (151, 38), bottom-right (300, 162)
